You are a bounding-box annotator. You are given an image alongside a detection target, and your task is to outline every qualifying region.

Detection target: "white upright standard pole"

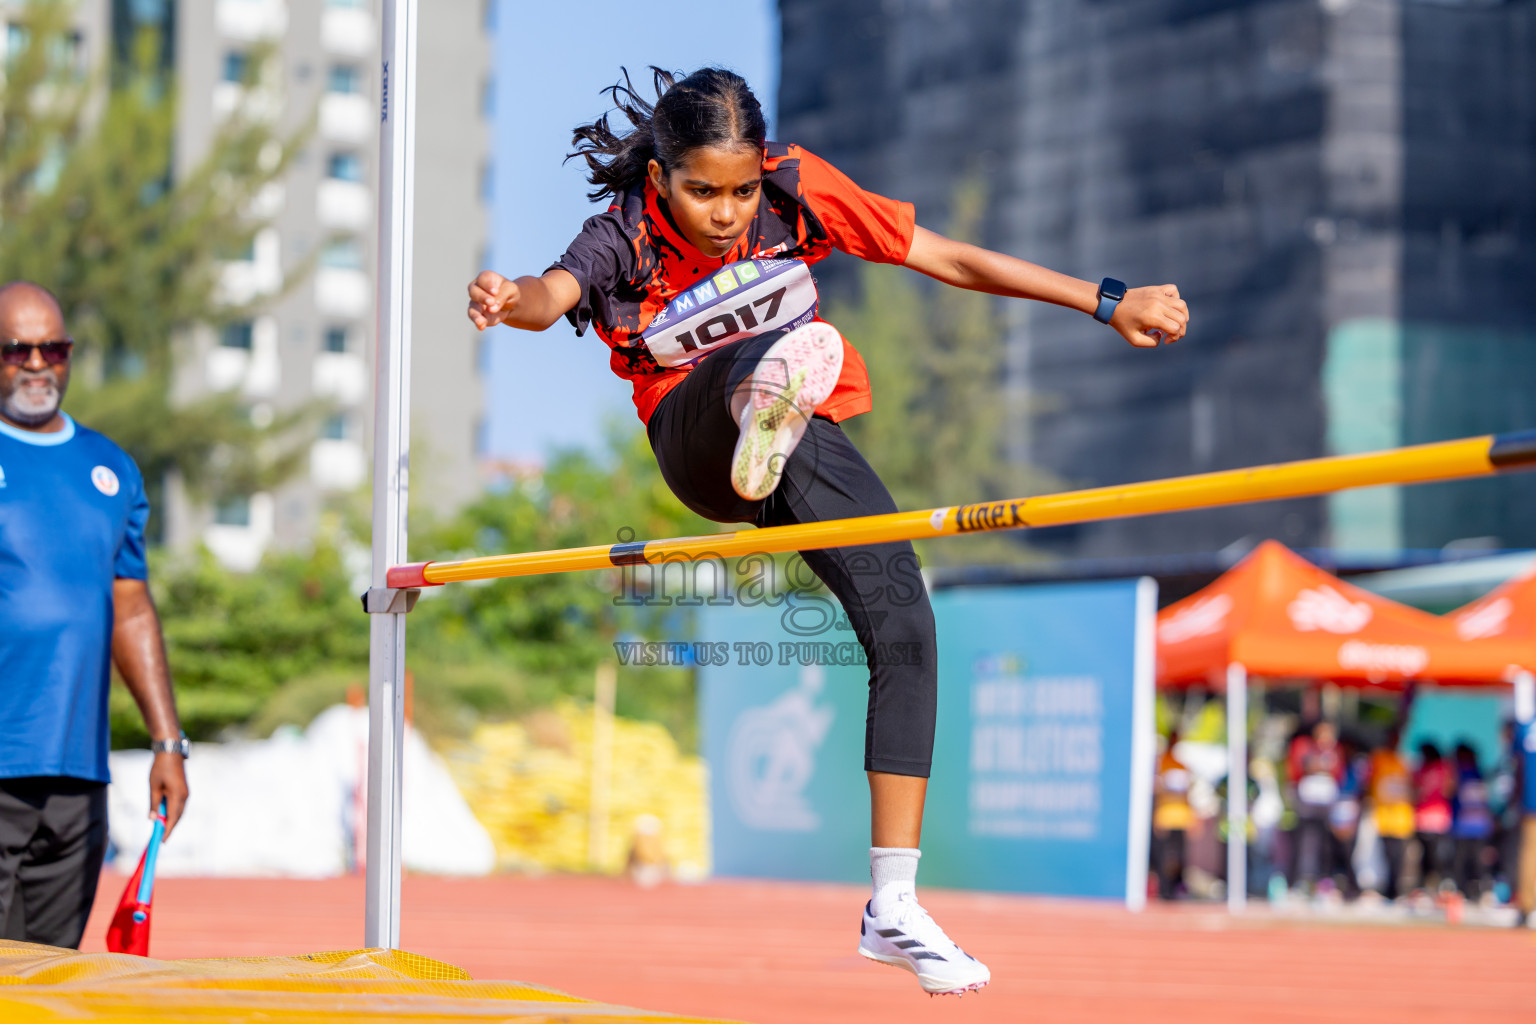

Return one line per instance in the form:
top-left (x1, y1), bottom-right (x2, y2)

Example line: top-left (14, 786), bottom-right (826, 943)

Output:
top-left (364, 0), bottom-right (419, 950)
top-left (1225, 663), bottom-right (1248, 915)
top-left (1124, 577), bottom-right (1158, 911)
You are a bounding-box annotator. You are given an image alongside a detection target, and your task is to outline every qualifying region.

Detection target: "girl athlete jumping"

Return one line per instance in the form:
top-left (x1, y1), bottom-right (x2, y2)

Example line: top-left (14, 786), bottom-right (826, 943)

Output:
top-left (467, 68), bottom-right (1188, 995)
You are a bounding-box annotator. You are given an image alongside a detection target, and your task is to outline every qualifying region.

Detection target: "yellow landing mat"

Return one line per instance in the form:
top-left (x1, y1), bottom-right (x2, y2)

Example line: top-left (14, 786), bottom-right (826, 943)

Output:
top-left (0, 942), bottom-right (737, 1023)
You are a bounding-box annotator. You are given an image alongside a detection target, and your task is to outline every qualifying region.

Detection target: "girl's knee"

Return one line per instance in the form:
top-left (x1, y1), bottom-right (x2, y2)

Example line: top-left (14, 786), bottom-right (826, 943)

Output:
top-left (882, 593), bottom-right (936, 643)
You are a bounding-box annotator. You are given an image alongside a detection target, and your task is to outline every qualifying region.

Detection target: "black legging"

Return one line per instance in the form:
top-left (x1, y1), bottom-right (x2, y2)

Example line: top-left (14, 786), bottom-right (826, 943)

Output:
top-left (1380, 836), bottom-right (1408, 899)
top-left (1154, 829), bottom-right (1187, 900)
top-left (647, 331), bottom-right (938, 777)
top-left (1417, 831), bottom-right (1451, 888)
top-left (1453, 836), bottom-right (1488, 897)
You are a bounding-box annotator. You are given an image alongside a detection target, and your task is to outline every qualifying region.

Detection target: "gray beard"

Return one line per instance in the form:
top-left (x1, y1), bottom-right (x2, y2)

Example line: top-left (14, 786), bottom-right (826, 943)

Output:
top-left (1, 373), bottom-right (63, 427)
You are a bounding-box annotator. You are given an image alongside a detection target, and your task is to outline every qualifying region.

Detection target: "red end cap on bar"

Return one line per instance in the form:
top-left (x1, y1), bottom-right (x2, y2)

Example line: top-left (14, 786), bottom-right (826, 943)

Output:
top-left (386, 562), bottom-right (438, 588)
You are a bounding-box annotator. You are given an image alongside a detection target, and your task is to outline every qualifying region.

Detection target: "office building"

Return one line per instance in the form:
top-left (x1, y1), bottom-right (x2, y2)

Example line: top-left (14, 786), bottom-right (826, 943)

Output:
top-left (109, 0), bottom-right (492, 568)
top-left (779, 0), bottom-right (1536, 558)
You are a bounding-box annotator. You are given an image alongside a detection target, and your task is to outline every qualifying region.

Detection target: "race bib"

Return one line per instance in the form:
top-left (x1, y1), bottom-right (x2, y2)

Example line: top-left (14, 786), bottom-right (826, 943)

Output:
top-left (1298, 773), bottom-right (1339, 806)
top-left (641, 258), bottom-right (819, 368)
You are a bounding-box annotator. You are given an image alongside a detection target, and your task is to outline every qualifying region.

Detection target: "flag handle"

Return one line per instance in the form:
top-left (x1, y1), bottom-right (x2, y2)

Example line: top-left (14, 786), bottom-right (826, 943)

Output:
top-left (133, 801), bottom-right (167, 920)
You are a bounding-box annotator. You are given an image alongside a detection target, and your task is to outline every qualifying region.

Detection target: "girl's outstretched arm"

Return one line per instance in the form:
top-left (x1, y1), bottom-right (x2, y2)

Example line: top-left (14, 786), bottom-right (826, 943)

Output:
top-left (467, 268), bottom-right (582, 332)
top-left (902, 225), bottom-right (1189, 348)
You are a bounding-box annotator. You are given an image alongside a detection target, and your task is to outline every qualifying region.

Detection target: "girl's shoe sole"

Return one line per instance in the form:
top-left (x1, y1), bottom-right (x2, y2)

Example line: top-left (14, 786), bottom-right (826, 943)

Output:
top-left (857, 947), bottom-right (991, 996)
top-left (729, 323), bottom-right (843, 501)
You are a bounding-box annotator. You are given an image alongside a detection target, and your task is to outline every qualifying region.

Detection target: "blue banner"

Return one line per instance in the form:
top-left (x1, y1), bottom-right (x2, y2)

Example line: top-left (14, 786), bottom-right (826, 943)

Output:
top-left (699, 579), bottom-right (1156, 904)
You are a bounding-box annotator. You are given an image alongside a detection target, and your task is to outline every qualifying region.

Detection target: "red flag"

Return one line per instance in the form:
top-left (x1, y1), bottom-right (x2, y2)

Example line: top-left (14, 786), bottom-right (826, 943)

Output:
top-left (105, 806), bottom-right (165, 956)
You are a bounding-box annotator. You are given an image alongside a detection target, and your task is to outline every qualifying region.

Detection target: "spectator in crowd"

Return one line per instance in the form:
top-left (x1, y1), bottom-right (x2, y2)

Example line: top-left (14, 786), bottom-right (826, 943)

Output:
top-left (1248, 758), bottom-right (1286, 895)
top-left (1285, 708), bottom-right (1319, 796)
top-left (1489, 720), bottom-right (1523, 902)
top-left (1281, 713), bottom-right (1317, 886)
top-left (1152, 729), bottom-right (1194, 900)
top-left (1449, 742), bottom-right (1494, 899)
top-left (1216, 765), bottom-right (1260, 897)
top-left (1365, 726), bottom-right (1415, 900)
top-left (1517, 716), bottom-right (1536, 926)
top-left (1291, 721), bottom-right (1346, 893)
top-left (0, 282), bottom-right (188, 948)
top-left (1414, 742), bottom-right (1454, 892)
top-left (1327, 736), bottom-right (1365, 898)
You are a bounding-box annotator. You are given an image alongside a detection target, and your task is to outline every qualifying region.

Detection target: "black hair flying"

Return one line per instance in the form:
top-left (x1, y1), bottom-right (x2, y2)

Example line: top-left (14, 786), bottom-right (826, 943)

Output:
top-left (568, 66), bottom-right (767, 202)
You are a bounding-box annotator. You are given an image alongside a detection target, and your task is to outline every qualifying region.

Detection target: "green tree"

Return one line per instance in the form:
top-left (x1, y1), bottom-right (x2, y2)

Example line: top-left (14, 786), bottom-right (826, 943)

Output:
top-left (0, 2), bottom-right (311, 524)
top-left (827, 180), bottom-right (1060, 566)
top-left (121, 424), bottom-right (718, 751)
top-left (112, 537), bottom-right (370, 745)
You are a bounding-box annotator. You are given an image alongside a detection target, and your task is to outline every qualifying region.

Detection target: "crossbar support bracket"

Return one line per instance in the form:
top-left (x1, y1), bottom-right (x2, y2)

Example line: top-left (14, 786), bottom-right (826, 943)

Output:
top-left (362, 587), bottom-right (421, 615)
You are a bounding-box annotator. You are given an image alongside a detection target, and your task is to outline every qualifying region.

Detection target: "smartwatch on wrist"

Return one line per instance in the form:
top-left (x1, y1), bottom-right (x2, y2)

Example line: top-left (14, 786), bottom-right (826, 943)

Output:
top-left (1093, 277), bottom-right (1126, 324)
top-left (151, 731), bottom-right (190, 759)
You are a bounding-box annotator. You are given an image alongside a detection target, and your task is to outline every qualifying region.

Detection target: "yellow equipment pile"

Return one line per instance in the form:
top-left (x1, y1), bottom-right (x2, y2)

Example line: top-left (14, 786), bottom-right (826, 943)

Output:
top-left (448, 701), bottom-right (709, 876)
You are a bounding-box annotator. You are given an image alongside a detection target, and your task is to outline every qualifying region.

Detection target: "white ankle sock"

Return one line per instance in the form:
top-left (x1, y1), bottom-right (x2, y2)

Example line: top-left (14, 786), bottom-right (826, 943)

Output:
top-left (870, 846), bottom-right (920, 915)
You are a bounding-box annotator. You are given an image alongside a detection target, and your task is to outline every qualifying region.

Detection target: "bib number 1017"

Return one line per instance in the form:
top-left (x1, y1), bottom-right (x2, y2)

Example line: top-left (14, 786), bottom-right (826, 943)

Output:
top-left (641, 257), bottom-right (819, 368)
top-left (676, 288), bottom-right (786, 354)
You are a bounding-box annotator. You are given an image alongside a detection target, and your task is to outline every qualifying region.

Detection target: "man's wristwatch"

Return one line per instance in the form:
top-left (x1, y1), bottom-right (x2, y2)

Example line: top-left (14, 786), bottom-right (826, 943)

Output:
top-left (151, 732), bottom-right (190, 758)
top-left (1093, 277), bottom-right (1126, 324)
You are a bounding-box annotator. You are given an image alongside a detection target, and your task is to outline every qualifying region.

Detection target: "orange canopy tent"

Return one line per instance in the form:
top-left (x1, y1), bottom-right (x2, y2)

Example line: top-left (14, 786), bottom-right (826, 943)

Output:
top-left (1154, 540), bottom-right (1533, 913)
top-left (1449, 565), bottom-right (1536, 644)
top-left (1448, 565), bottom-right (1536, 724)
top-left (1157, 540), bottom-right (1531, 691)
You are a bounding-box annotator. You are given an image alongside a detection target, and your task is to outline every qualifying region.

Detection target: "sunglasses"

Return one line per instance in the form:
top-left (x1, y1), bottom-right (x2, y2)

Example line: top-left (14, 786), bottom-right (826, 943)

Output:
top-left (1, 340), bottom-right (73, 367)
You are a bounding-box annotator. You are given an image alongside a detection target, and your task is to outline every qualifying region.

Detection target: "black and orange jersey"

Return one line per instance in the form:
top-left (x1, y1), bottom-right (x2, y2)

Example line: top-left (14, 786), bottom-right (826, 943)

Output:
top-left (550, 142), bottom-right (916, 424)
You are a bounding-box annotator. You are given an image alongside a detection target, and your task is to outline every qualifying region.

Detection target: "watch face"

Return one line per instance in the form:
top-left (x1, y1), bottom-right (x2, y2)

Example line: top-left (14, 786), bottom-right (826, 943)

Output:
top-left (1100, 277), bottom-right (1127, 301)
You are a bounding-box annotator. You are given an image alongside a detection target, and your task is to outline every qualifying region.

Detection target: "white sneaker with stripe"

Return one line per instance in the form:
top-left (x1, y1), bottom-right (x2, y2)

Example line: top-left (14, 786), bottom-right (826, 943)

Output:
top-left (729, 322), bottom-right (843, 501)
top-left (858, 892), bottom-right (991, 995)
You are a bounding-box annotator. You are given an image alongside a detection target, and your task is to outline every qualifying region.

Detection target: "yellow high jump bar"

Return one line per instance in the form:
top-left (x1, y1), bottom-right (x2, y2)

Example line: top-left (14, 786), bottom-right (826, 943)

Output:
top-left (387, 429), bottom-right (1536, 589)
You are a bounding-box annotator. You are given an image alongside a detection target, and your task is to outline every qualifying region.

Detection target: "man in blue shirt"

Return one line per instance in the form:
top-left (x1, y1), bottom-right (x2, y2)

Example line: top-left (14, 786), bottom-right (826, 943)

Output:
top-left (0, 281), bottom-right (189, 948)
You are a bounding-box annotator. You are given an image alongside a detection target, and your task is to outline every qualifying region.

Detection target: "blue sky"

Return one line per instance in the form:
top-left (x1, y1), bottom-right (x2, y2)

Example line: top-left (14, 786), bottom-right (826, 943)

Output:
top-left (484, 1), bottom-right (778, 462)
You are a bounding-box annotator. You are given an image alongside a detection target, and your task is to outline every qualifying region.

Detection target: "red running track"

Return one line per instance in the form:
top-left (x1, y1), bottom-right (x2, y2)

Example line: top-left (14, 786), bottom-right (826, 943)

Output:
top-left (81, 873), bottom-right (1535, 1024)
